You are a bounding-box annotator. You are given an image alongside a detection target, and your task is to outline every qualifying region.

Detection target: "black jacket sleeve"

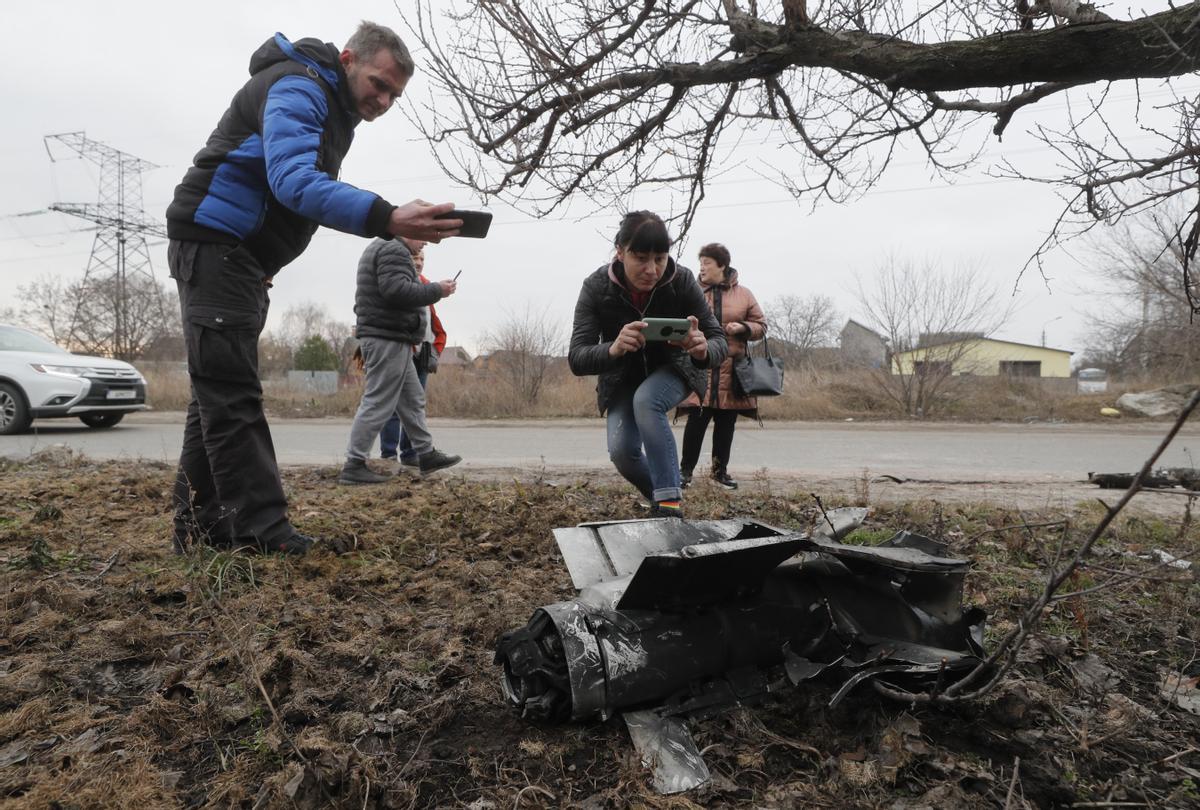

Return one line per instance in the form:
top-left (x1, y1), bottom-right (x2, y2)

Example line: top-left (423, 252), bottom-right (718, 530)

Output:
top-left (375, 242), bottom-right (442, 309)
top-left (568, 275), bottom-right (620, 377)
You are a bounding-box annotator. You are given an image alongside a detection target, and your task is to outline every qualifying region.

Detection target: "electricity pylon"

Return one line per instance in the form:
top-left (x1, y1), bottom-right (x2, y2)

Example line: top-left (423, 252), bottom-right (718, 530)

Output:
top-left (44, 132), bottom-right (167, 360)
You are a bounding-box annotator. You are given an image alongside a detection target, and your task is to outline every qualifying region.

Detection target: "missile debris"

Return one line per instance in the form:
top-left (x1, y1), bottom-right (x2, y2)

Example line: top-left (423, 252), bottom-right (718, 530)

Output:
top-left (495, 509), bottom-right (987, 793)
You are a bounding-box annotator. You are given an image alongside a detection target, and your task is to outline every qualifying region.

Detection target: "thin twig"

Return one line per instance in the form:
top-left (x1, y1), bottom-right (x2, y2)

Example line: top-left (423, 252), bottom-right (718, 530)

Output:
top-left (87, 551), bottom-right (120, 582)
top-left (513, 785), bottom-right (556, 808)
top-left (203, 593), bottom-right (310, 766)
top-left (1004, 755), bottom-right (1021, 809)
top-left (1154, 746), bottom-right (1199, 765)
top-left (810, 493), bottom-right (839, 536)
top-left (396, 728), bottom-right (430, 779)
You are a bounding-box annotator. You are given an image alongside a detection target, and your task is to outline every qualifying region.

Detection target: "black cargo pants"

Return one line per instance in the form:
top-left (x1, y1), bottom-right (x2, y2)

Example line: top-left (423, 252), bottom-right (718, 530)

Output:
top-left (168, 240), bottom-right (294, 552)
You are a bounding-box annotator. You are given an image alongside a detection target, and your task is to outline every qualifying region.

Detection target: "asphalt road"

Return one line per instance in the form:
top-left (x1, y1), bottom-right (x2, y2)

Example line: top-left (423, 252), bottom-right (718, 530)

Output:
top-left (3, 412), bottom-right (1197, 483)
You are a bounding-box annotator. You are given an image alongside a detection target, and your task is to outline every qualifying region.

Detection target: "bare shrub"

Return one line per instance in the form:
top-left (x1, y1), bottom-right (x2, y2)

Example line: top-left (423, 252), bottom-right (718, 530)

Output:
top-left (16, 272), bottom-right (179, 361)
top-left (1081, 204), bottom-right (1200, 381)
top-left (477, 304), bottom-right (564, 406)
top-left (763, 293), bottom-right (840, 373)
top-left (855, 259), bottom-right (1012, 418)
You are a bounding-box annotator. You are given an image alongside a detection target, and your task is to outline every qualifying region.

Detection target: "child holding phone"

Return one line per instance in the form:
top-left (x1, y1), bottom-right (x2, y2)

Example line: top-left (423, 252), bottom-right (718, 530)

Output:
top-left (567, 211), bottom-right (728, 518)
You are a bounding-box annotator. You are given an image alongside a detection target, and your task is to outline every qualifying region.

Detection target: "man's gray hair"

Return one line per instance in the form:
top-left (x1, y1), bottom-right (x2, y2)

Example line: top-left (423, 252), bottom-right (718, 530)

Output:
top-left (345, 21), bottom-right (415, 76)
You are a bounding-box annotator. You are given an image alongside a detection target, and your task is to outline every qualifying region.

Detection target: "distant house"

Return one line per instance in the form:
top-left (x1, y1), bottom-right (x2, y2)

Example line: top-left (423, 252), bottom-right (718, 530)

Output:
top-left (472, 349), bottom-right (522, 371)
top-left (439, 346), bottom-right (472, 367)
top-left (473, 349), bottom-right (567, 374)
top-left (891, 337), bottom-right (1072, 378)
top-left (918, 331), bottom-right (983, 348)
top-left (839, 319), bottom-right (888, 369)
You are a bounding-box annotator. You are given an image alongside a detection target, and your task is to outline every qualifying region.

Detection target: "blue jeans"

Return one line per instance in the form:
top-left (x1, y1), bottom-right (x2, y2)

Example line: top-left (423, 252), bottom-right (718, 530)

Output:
top-left (380, 365), bottom-right (429, 459)
top-left (606, 366), bottom-right (689, 502)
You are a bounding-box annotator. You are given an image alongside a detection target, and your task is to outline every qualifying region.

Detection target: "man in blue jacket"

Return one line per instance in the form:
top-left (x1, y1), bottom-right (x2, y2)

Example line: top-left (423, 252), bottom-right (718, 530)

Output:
top-left (166, 21), bottom-right (461, 556)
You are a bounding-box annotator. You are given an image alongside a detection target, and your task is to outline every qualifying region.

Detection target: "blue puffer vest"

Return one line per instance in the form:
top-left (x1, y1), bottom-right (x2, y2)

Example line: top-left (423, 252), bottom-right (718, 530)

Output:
top-left (166, 33), bottom-right (395, 274)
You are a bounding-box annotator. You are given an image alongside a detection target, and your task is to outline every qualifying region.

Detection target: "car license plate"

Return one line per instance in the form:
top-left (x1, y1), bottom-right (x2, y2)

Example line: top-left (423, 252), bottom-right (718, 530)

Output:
top-left (107, 389), bottom-right (136, 400)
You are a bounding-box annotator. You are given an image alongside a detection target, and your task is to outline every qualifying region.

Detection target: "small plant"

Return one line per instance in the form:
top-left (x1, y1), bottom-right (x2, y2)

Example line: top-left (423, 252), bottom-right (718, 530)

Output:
top-left (852, 468), bottom-right (870, 507)
top-left (842, 528), bottom-right (895, 546)
top-left (33, 504), bottom-right (63, 522)
top-left (187, 549), bottom-right (259, 595)
top-left (22, 537), bottom-right (55, 571)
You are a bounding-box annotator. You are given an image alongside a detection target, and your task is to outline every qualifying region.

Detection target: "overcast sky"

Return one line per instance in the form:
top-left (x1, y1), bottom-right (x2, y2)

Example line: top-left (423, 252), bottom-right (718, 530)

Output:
top-left (1, 1), bottom-right (1190, 358)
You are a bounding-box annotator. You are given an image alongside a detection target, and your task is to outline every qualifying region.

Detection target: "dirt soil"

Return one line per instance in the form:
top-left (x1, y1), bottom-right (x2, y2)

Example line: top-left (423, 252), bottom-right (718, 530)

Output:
top-left (3, 454), bottom-right (1200, 809)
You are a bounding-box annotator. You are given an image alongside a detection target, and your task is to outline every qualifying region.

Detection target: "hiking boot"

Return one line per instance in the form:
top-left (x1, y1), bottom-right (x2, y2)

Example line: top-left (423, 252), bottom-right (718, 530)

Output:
top-left (262, 533), bottom-right (316, 556)
top-left (339, 459), bottom-right (392, 485)
top-left (419, 448), bottom-right (462, 476)
top-left (711, 471), bottom-right (739, 490)
top-left (680, 470), bottom-right (693, 489)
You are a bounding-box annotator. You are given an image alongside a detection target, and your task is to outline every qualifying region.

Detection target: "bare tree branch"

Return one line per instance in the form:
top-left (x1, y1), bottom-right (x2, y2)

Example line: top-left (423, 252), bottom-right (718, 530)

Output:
top-left (403, 0), bottom-right (1200, 300)
top-left (928, 81), bottom-right (1079, 137)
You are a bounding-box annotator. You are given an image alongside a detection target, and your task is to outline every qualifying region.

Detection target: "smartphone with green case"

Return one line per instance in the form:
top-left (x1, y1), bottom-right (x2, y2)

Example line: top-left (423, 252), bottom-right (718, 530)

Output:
top-left (641, 317), bottom-right (692, 341)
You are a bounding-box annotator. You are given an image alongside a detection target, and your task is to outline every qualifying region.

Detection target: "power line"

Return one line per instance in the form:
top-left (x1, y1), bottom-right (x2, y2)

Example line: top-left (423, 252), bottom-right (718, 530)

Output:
top-left (0, 225), bottom-right (98, 243)
top-left (0, 249), bottom-right (95, 265)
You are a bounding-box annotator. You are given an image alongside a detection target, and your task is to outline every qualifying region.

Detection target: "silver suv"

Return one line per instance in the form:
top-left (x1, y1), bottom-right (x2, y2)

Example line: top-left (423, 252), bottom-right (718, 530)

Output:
top-left (0, 324), bottom-right (148, 435)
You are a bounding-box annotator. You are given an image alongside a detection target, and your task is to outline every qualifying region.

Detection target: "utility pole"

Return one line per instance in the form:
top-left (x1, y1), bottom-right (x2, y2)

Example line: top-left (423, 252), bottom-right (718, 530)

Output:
top-left (44, 132), bottom-right (167, 361)
top-left (1040, 316), bottom-right (1062, 348)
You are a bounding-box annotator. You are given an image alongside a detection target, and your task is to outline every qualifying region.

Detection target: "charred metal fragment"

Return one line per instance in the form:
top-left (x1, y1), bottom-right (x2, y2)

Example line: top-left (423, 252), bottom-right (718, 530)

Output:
top-left (1088, 468), bottom-right (1200, 490)
top-left (494, 510), bottom-right (987, 794)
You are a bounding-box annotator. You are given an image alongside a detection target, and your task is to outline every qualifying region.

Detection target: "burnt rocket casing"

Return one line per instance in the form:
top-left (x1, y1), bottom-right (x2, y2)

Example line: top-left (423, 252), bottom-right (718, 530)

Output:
top-left (494, 511), bottom-right (988, 794)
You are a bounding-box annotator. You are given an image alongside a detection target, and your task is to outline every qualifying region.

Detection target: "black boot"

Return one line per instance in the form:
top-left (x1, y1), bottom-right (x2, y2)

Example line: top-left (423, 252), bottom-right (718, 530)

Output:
top-left (338, 459), bottom-right (392, 485)
top-left (711, 468), bottom-right (738, 490)
top-left (419, 448), bottom-right (462, 476)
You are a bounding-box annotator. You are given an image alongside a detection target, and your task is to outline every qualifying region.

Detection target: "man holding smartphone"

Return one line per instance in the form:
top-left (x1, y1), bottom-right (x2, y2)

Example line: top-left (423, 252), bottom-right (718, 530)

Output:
top-left (377, 243), bottom-right (447, 469)
top-left (341, 237), bottom-right (463, 485)
top-left (165, 21), bottom-right (463, 556)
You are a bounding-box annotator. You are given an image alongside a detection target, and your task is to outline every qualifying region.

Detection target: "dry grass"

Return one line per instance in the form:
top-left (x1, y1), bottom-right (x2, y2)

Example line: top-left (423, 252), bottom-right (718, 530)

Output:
top-left (142, 365), bottom-right (1151, 423)
top-left (141, 367), bottom-right (192, 411)
top-left (2, 458), bottom-right (1198, 808)
top-left (425, 366), bottom-right (595, 418)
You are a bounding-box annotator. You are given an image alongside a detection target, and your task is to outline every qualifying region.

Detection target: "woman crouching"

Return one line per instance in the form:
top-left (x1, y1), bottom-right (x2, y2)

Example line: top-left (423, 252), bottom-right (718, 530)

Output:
top-left (568, 211), bottom-right (728, 518)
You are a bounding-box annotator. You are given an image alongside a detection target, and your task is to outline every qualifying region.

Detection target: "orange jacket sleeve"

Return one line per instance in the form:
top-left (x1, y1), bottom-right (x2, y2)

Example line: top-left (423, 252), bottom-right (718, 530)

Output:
top-left (419, 272), bottom-right (449, 353)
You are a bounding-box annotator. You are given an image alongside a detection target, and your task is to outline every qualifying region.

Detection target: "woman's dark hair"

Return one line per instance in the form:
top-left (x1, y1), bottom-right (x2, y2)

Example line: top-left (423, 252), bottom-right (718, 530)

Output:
top-left (614, 210), bottom-right (671, 254)
top-left (698, 242), bottom-right (731, 270)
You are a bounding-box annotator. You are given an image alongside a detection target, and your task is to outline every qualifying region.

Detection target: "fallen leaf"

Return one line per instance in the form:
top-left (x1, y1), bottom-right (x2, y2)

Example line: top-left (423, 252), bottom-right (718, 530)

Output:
top-left (283, 765), bottom-right (305, 798)
top-left (1160, 671), bottom-right (1200, 715)
top-left (1070, 654), bottom-right (1119, 694)
top-left (0, 739), bottom-right (29, 768)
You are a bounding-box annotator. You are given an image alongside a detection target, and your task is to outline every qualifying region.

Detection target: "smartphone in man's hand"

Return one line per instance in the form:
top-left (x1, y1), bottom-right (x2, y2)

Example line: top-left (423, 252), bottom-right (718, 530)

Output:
top-left (434, 210), bottom-right (492, 238)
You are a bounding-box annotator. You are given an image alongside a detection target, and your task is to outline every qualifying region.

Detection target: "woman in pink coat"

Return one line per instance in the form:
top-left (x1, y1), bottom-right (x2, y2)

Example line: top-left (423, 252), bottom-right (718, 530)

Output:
top-left (677, 243), bottom-right (767, 490)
